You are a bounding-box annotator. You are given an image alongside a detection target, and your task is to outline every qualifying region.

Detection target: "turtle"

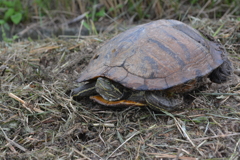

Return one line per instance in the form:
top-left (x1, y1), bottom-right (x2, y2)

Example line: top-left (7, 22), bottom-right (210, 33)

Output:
top-left (71, 19), bottom-right (232, 112)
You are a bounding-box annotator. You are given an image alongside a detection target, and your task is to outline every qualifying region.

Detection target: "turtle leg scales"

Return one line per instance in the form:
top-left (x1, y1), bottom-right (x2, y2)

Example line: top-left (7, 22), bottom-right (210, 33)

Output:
top-left (70, 81), bottom-right (96, 97)
top-left (145, 91), bottom-right (184, 112)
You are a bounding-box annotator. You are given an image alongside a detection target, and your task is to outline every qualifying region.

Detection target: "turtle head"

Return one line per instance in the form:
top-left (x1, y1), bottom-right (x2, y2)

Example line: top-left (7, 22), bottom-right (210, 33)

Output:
top-left (95, 77), bottom-right (125, 101)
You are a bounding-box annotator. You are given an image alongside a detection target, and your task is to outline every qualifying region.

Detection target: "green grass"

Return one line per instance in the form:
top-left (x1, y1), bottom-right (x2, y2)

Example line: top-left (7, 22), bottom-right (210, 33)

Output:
top-left (1, 0), bottom-right (239, 25)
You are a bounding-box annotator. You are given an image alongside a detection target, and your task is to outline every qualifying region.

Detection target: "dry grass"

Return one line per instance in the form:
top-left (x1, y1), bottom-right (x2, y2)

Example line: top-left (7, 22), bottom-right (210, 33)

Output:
top-left (0, 18), bottom-right (240, 159)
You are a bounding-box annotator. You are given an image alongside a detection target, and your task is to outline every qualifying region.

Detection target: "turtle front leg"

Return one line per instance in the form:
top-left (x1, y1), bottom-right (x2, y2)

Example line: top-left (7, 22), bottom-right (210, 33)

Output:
top-left (71, 81), bottom-right (97, 97)
top-left (145, 91), bottom-right (184, 112)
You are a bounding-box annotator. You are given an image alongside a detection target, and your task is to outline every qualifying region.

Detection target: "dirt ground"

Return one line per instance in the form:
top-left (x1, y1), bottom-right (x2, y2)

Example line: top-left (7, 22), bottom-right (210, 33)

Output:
top-left (0, 18), bottom-right (240, 159)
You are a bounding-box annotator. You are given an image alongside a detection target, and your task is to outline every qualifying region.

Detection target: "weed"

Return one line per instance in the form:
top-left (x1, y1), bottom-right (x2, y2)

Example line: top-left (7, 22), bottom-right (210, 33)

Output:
top-left (1, 25), bottom-right (18, 42)
top-left (0, 0), bottom-right (27, 24)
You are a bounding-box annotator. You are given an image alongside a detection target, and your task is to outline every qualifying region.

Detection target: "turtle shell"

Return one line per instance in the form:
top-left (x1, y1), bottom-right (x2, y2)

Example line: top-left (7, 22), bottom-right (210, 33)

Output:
top-left (77, 19), bottom-right (225, 91)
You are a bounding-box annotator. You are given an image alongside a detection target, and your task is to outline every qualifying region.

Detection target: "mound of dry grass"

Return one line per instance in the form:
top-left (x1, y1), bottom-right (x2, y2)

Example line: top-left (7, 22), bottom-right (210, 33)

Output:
top-left (0, 18), bottom-right (240, 159)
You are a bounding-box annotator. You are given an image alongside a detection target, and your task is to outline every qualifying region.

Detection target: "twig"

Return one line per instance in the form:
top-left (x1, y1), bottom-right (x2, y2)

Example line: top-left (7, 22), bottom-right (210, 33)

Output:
top-left (206, 113), bottom-right (240, 120)
top-left (78, 143), bottom-right (102, 159)
top-left (72, 148), bottom-right (91, 160)
top-left (147, 153), bottom-right (198, 160)
top-left (8, 92), bottom-right (32, 113)
top-left (191, 133), bottom-right (240, 141)
top-left (0, 127), bottom-right (27, 152)
top-left (92, 123), bottom-right (115, 127)
top-left (65, 12), bottom-right (89, 25)
top-left (8, 92), bottom-right (44, 113)
top-left (106, 130), bottom-right (141, 160)
top-left (161, 110), bottom-right (205, 156)
top-left (98, 128), bottom-right (106, 147)
top-left (197, 92), bottom-right (240, 96)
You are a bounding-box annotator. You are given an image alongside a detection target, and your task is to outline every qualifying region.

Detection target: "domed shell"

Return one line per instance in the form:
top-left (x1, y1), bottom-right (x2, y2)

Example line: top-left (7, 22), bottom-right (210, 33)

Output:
top-left (77, 19), bottom-right (224, 90)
